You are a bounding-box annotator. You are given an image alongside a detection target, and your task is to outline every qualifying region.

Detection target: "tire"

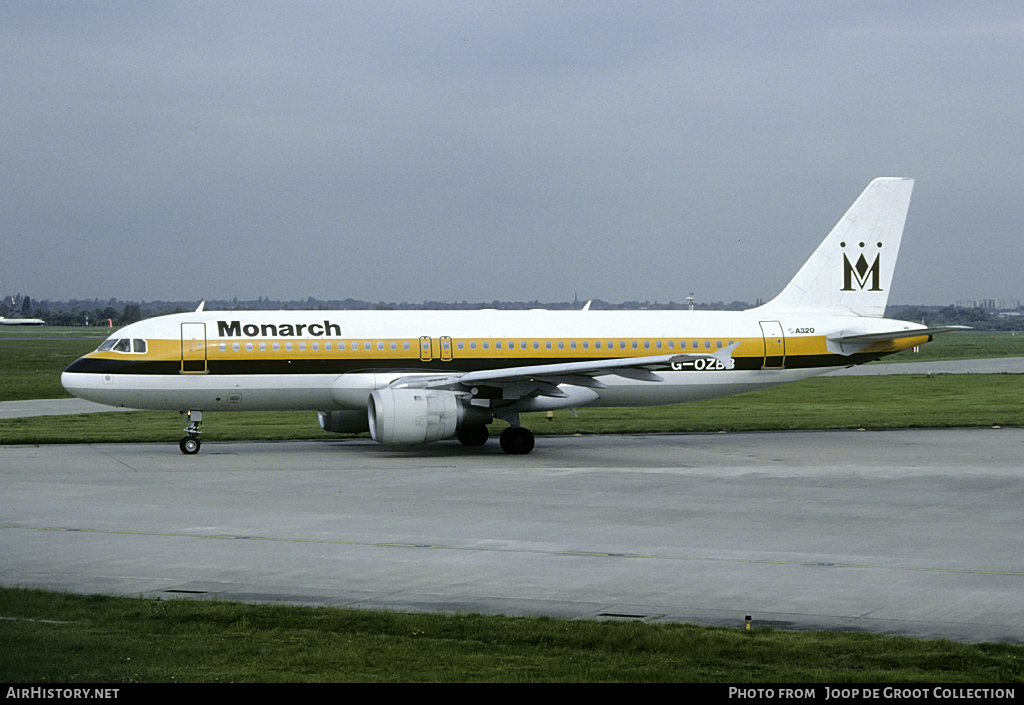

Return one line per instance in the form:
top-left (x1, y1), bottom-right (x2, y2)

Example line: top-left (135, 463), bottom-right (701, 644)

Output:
top-left (457, 425), bottom-right (490, 447)
top-left (499, 427), bottom-right (535, 455)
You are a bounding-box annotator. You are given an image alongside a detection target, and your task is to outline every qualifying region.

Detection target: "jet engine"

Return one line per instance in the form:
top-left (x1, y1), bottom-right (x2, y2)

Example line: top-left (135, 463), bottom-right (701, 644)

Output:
top-left (368, 388), bottom-right (491, 445)
top-left (317, 409), bottom-right (370, 434)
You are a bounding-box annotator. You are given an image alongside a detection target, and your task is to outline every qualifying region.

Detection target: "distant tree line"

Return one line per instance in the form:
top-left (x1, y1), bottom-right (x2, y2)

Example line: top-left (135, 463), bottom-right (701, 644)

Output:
top-left (888, 305), bottom-right (1024, 331)
top-left (1, 300), bottom-right (144, 327)
top-left (5, 295), bottom-right (1022, 331)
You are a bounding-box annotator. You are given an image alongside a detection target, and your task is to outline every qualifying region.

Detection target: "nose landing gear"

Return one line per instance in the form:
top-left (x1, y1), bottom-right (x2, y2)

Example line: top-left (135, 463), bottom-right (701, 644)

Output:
top-left (179, 410), bottom-right (202, 454)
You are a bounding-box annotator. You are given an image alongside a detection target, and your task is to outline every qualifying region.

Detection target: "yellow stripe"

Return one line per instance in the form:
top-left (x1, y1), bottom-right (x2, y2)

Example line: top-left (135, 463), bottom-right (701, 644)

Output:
top-left (84, 333), bottom-right (931, 365)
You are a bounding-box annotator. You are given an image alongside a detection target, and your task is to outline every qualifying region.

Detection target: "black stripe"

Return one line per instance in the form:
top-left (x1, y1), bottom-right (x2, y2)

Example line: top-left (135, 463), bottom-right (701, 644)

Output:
top-left (65, 352), bottom-right (889, 376)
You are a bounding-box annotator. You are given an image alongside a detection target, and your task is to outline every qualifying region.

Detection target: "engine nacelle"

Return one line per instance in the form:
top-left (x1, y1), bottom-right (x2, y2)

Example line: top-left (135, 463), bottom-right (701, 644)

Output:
top-left (317, 409), bottom-right (370, 434)
top-left (368, 388), bottom-right (489, 445)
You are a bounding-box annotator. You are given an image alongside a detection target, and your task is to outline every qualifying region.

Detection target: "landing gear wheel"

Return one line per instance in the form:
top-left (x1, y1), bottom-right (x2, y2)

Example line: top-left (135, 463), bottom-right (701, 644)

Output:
top-left (179, 410), bottom-right (203, 455)
top-left (499, 427), bottom-right (535, 455)
top-left (457, 425), bottom-right (490, 447)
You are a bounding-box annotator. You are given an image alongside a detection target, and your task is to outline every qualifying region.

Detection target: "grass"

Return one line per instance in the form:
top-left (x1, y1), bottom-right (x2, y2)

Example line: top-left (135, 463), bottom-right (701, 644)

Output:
top-left (3, 374), bottom-right (1023, 446)
top-left (1, 588), bottom-right (1022, 683)
top-left (2, 331), bottom-right (1024, 445)
top-left (0, 339), bottom-right (98, 401)
top-left (3, 330), bottom-right (1023, 402)
top-left (884, 330), bottom-right (1024, 362)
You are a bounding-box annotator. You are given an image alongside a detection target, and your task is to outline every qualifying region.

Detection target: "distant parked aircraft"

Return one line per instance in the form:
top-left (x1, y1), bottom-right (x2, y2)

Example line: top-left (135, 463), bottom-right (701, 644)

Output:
top-left (0, 316), bottom-right (45, 326)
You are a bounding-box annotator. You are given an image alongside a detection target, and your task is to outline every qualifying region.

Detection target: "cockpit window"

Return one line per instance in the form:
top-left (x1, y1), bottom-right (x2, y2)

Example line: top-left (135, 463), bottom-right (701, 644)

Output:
top-left (96, 338), bottom-right (147, 354)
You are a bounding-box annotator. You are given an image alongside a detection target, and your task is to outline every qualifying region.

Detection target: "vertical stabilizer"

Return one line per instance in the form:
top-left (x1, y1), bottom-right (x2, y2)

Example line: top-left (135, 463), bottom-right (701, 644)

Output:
top-left (753, 177), bottom-right (914, 317)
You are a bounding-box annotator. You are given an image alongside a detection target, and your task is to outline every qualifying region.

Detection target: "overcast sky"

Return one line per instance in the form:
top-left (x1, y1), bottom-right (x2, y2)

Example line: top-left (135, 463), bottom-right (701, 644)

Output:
top-left (3, 1), bottom-right (1022, 306)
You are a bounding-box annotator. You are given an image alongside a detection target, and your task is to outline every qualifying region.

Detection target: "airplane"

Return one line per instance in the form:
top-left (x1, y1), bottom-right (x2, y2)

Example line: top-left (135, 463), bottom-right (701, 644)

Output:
top-left (0, 316), bottom-right (46, 326)
top-left (62, 177), bottom-right (964, 455)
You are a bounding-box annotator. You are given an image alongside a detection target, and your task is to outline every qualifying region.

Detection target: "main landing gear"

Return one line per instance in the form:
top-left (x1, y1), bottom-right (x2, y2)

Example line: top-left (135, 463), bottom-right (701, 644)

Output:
top-left (179, 410), bottom-right (202, 455)
top-left (456, 421), bottom-right (536, 454)
top-left (499, 426), bottom-right (535, 455)
top-left (491, 411), bottom-right (536, 455)
top-left (456, 424), bottom-right (490, 447)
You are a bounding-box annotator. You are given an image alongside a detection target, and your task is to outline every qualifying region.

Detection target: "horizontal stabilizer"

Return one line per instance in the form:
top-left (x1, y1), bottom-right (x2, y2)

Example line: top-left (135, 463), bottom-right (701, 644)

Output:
top-left (828, 326), bottom-right (971, 344)
top-left (826, 325), bottom-right (970, 355)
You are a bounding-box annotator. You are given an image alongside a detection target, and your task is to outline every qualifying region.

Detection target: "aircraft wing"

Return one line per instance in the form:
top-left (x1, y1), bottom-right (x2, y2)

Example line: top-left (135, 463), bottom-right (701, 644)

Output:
top-left (389, 343), bottom-right (740, 397)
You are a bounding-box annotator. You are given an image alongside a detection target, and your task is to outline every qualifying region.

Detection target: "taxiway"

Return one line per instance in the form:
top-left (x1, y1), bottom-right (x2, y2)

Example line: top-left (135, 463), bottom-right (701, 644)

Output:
top-left (2, 429), bottom-right (1022, 643)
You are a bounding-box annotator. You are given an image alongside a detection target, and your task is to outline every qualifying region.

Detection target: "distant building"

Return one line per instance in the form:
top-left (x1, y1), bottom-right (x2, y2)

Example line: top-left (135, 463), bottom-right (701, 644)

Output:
top-left (956, 299), bottom-right (1020, 311)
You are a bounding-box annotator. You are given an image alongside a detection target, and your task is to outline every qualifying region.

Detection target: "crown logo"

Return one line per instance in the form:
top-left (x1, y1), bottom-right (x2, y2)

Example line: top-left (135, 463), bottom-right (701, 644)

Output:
top-left (841, 241), bottom-right (882, 291)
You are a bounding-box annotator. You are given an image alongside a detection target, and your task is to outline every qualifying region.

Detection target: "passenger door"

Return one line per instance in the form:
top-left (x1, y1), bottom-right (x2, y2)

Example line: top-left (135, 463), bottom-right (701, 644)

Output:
top-left (181, 322), bottom-right (207, 373)
top-left (759, 320), bottom-right (785, 369)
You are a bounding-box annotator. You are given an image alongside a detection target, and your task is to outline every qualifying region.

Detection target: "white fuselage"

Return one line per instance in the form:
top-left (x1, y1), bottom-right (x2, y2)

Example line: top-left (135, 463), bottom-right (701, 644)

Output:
top-left (61, 308), bottom-right (927, 413)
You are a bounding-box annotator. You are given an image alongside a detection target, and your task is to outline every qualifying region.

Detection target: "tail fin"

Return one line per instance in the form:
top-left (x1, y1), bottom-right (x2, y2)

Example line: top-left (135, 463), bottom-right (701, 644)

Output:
top-left (753, 177), bottom-right (914, 317)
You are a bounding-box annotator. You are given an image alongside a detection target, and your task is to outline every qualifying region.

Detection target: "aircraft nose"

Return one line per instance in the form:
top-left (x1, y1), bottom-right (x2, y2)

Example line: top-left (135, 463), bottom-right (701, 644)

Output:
top-left (61, 367), bottom-right (82, 397)
top-left (61, 358), bottom-right (100, 400)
